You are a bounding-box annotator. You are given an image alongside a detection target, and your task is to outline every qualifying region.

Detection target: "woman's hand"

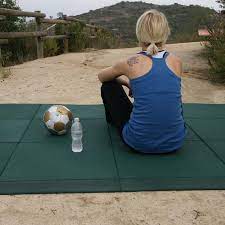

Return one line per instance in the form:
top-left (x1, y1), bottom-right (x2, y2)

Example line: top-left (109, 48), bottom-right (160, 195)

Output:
top-left (116, 77), bottom-right (128, 87)
top-left (117, 77), bottom-right (133, 98)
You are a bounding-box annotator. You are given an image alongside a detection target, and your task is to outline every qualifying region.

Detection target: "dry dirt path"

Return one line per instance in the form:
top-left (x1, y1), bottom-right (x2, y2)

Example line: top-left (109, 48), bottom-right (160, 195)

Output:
top-left (0, 42), bottom-right (225, 225)
top-left (0, 42), bottom-right (224, 104)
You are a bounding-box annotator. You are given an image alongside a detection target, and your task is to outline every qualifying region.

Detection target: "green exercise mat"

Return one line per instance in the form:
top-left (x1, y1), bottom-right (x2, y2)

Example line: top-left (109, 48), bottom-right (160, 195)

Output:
top-left (0, 104), bottom-right (40, 120)
top-left (186, 119), bottom-right (225, 140)
top-left (0, 104), bottom-right (225, 194)
top-left (183, 103), bottom-right (225, 119)
top-left (108, 124), bottom-right (225, 191)
top-left (0, 119), bottom-right (119, 194)
top-left (35, 104), bottom-right (105, 120)
top-left (0, 120), bottom-right (30, 143)
top-left (0, 144), bottom-right (17, 174)
top-left (206, 141), bottom-right (225, 163)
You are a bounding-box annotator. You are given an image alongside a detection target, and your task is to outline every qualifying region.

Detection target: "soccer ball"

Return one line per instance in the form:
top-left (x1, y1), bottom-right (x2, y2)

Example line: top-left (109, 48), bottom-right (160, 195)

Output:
top-left (43, 105), bottom-right (74, 135)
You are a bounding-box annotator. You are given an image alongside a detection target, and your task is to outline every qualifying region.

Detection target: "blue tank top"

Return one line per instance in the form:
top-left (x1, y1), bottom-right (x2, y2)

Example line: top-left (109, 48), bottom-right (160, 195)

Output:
top-left (122, 51), bottom-right (187, 153)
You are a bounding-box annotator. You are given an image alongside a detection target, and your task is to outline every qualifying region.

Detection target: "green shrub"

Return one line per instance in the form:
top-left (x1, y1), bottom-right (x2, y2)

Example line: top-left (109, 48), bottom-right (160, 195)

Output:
top-left (55, 24), bottom-right (67, 54)
top-left (0, 0), bottom-right (26, 66)
top-left (43, 39), bottom-right (59, 57)
top-left (0, 67), bottom-right (11, 79)
top-left (205, 11), bottom-right (225, 83)
top-left (92, 28), bottom-right (118, 49)
top-left (22, 37), bottom-right (37, 62)
top-left (68, 22), bottom-right (89, 51)
top-left (56, 22), bottom-right (118, 51)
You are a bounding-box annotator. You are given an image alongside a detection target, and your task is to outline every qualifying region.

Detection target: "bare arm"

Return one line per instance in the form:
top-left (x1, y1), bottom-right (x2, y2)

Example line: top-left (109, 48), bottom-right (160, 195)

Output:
top-left (98, 60), bottom-right (128, 83)
top-left (166, 54), bottom-right (183, 77)
top-left (98, 55), bottom-right (140, 83)
top-left (116, 76), bottom-right (129, 87)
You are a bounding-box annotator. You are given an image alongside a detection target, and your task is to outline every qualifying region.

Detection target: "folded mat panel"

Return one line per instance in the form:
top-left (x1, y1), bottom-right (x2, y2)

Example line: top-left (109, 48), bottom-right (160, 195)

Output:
top-left (0, 104), bottom-right (40, 120)
top-left (0, 144), bottom-right (17, 174)
top-left (183, 104), bottom-right (225, 119)
top-left (0, 119), bottom-right (120, 194)
top-left (108, 125), bottom-right (225, 191)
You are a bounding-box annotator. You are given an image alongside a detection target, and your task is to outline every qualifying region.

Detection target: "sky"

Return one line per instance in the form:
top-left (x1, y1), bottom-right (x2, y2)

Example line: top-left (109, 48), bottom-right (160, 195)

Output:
top-left (17, 0), bottom-right (220, 18)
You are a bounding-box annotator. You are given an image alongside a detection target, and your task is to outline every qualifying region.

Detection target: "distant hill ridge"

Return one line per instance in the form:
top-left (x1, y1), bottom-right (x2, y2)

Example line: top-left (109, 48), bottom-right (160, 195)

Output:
top-left (76, 1), bottom-right (215, 46)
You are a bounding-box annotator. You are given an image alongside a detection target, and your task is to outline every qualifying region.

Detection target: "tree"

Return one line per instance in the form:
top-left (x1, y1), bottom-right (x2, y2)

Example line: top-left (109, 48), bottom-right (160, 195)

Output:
top-left (0, 0), bottom-right (25, 32)
top-left (217, 0), bottom-right (225, 8)
top-left (57, 12), bottom-right (64, 19)
top-left (0, 0), bottom-right (26, 65)
top-left (204, 1), bottom-right (225, 82)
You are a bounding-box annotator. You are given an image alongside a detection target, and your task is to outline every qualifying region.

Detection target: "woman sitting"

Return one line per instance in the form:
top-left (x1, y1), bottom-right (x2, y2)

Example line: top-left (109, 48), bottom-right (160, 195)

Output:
top-left (98, 10), bottom-right (186, 154)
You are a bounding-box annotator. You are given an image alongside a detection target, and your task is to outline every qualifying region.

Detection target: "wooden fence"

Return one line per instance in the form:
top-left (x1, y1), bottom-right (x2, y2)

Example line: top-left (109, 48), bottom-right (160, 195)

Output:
top-left (0, 7), bottom-right (104, 63)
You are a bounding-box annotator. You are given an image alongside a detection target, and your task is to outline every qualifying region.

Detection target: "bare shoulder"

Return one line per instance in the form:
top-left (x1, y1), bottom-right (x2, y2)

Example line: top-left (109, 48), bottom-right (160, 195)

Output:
top-left (168, 54), bottom-right (182, 66)
top-left (167, 53), bottom-right (183, 77)
top-left (112, 54), bottom-right (142, 69)
top-left (126, 54), bottom-right (153, 79)
top-left (127, 54), bottom-right (143, 67)
top-left (126, 54), bottom-right (152, 70)
top-left (115, 54), bottom-right (146, 74)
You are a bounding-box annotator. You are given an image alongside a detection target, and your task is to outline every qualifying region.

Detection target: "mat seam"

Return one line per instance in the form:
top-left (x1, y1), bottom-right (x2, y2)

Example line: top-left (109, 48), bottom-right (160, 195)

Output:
top-left (187, 124), bottom-right (225, 165)
top-left (107, 123), bottom-right (122, 191)
top-left (1, 176), bottom-right (225, 182)
top-left (185, 117), bottom-right (225, 119)
top-left (0, 104), bottom-right (42, 177)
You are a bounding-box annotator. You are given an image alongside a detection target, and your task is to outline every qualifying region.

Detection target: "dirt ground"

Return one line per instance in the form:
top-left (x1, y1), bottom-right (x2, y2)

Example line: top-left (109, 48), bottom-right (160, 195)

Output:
top-left (0, 42), bottom-right (225, 225)
top-left (0, 42), bottom-right (225, 104)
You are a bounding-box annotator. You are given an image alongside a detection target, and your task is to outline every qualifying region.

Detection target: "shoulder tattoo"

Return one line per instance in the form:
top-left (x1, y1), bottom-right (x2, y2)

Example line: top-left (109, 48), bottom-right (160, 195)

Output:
top-left (127, 56), bottom-right (139, 67)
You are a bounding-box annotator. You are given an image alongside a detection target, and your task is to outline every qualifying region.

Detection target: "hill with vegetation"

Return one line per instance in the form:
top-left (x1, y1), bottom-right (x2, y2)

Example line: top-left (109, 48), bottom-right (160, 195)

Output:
top-left (76, 1), bottom-right (215, 46)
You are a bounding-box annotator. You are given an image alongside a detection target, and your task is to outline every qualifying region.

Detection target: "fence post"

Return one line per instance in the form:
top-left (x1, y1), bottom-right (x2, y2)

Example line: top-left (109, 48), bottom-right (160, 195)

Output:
top-left (0, 46), bottom-right (3, 79)
top-left (64, 37), bottom-right (69, 53)
top-left (35, 11), bottom-right (44, 58)
top-left (0, 46), bottom-right (2, 68)
top-left (0, 40), bottom-right (9, 69)
top-left (63, 15), bottom-right (69, 53)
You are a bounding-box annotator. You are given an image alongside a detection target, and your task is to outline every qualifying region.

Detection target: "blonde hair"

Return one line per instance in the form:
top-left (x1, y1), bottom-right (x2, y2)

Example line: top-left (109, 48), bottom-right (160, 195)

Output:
top-left (136, 10), bottom-right (170, 56)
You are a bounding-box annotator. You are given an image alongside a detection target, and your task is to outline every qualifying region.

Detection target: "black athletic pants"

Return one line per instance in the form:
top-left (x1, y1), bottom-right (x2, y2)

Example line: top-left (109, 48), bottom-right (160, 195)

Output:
top-left (101, 79), bottom-right (133, 134)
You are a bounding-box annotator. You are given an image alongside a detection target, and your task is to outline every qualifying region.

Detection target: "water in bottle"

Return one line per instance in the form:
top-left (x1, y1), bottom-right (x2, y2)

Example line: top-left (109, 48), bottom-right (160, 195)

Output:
top-left (71, 117), bottom-right (83, 152)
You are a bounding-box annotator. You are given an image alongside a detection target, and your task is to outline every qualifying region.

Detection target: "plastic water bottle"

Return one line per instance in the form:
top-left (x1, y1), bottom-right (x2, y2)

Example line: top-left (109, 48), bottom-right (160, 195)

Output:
top-left (71, 118), bottom-right (83, 153)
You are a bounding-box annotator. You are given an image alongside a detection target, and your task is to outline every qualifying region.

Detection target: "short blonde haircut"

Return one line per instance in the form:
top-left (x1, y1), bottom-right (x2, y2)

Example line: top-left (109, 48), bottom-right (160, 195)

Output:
top-left (136, 10), bottom-right (170, 56)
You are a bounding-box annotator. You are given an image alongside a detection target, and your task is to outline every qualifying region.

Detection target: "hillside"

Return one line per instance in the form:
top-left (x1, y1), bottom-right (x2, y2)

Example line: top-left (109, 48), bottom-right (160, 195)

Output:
top-left (76, 1), bottom-right (215, 46)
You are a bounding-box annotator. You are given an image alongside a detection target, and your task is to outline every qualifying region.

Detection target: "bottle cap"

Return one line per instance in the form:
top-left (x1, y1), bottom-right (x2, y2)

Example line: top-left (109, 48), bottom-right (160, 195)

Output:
top-left (74, 118), bottom-right (80, 122)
